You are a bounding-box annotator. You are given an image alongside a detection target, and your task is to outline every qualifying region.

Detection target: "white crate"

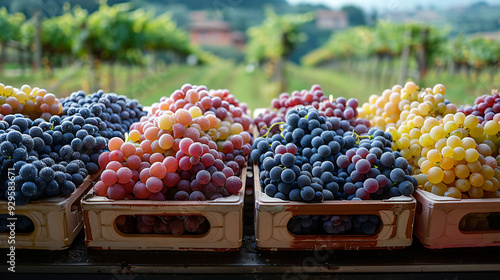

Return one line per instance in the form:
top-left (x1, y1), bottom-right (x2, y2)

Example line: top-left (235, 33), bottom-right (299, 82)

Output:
top-left (82, 166), bottom-right (246, 251)
top-left (0, 172), bottom-right (101, 250)
top-left (414, 189), bottom-right (500, 249)
top-left (254, 164), bottom-right (416, 250)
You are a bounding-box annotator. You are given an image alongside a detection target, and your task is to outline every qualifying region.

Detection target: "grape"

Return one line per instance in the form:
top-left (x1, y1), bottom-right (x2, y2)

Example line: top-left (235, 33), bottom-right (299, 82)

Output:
top-left (398, 181), bottom-right (414, 196)
top-left (101, 170), bottom-right (118, 186)
top-left (281, 169), bottom-right (296, 184)
top-left (363, 178), bottom-right (379, 194)
top-left (189, 191), bottom-right (206, 201)
top-left (265, 184), bottom-right (278, 197)
top-left (19, 164), bottom-right (37, 181)
top-left (21, 182), bottom-right (38, 198)
top-left (150, 162), bottom-right (166, 179)
top-left (211, 171), bottom-right (226, 187)
top-left (117, 167), bottom-right (133, 184)
top-left (196, 170), bottom-right (211, 185)
top-left (390, 168), bottom-right (406, 184)
top-left (336, 155), bottom-right (350, 169)
top-left (355, 159), bottom-right (371, 175)
top-left (60, 181), bottom-right (76, 194)
top-left (300, 187), bottom-right (315, 201)
top-left (225, 176), bottom-right (243, 194)
top-left (107, 184), bottom-right (125, 200)
top-left (281, 153), bottom-right (295, 168)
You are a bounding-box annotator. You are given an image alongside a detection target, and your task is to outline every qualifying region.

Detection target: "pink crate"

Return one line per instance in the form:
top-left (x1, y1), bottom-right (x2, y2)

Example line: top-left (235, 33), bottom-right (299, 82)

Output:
top-left (414, 189), bottom-right (500, 249)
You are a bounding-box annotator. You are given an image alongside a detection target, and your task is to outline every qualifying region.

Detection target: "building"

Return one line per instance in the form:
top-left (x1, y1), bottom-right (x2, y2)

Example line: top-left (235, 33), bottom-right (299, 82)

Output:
top-left (316, 10), bottom-right (348, 30)
top-left (189, 11), bottom-right (245, 49)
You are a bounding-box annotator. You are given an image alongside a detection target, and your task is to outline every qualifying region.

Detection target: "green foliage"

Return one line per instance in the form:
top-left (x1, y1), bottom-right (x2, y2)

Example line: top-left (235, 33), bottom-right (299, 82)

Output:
top-left (142, 12), bottom-right (190, 55)
top-left (0, 7), bottom-right (25, 43)
top-left (466, 37), bottom-right (499, 68)
top-left (246, 8), bottom-right (314, 64)
top-left (39, 6), bottom-right (88, 55)
top-left (341, 5), bottom-right (366, 26)
top-left (302, 21), bottom-right (448, 66)
top-left (301, 26), bottom-right (373, 66)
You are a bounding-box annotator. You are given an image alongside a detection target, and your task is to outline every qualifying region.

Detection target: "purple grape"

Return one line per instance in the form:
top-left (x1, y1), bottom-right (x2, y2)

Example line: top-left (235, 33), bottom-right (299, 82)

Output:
top-left (355, 159), bottom-right (371, 174)
top-left (363, 178), bottom-right (379, 194)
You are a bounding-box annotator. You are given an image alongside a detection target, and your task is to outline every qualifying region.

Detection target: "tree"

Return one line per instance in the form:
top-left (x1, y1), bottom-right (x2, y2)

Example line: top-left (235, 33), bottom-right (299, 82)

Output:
top-left (0, 7), bottom-right (25, 75)
top-left (246, 7), bottom-right (313, 91)
top-left (341, 5), bottom-right (366, 26)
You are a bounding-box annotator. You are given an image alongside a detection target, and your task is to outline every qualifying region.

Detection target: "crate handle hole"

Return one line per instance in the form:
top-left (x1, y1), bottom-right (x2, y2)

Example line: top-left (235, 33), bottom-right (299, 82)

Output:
top-left (287, 214), bottom-right (382, 236)
top-left (115, 214), bottom-right (211, 236)
top-left (459, 212), bottom-right (500, 233)
top-left (0, 214), bottom-right (35, 235)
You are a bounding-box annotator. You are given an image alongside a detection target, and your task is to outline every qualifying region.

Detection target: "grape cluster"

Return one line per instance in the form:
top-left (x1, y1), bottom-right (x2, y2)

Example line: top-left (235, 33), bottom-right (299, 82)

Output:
top-left (287, 215), bottom-right (381, 235)
top-left (0, 114), bottom-right (104, 205)
top-left (116, 215), bottom-right (209, 235)
top-left (459, 90), bottom-right (500, 136)
top-left (93, 84), bottom-right (251, 201)
top-left (253, 107), bottom-right (416, 202)
top-left (254, 85), bottom-right (370, 136)
top-left (0, 214), bottom-right (34, 233)
top-left (413, 113), bottom-right (500, 198)
top-left (59, 90), bottom-right (146, 140)
top-left (360, 82), bottom-right (500, 199)
top-left (0, 83), bottom-right (62, 121)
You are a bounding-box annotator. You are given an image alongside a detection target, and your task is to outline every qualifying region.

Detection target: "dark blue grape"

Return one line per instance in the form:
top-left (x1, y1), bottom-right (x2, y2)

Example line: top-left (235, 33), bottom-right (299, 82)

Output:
top-left (281, 169), bottom-right (296, 184)
top-left (281, 153), bottom-right (296, 168)
top-left (380, 152), bottom-right (395, 167)
top-left (300, 187), bottom-right (315, 201)
top-left (274, 192), bottom-right (287, 200)
top-left (394, 157), bottom-right (409, 170)
top-left (264, 184), bottom-right (278, 197)
top-left (289, 189), bottom-right (302, 201)
top-left (398, 180), bottom-right (414, 196)
top-left (270, 166), bottom-right (283, 181)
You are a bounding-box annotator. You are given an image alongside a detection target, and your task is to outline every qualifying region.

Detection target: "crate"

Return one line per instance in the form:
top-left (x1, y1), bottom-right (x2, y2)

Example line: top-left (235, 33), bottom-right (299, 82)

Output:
top-left (254, 164), bottom-right (416, 250)
top-left (413, 189), bottom-right (500, 249)
top-left (81, 166), bottom-right (247, 251)
top-left (0, 172), bottom-right (101, 250)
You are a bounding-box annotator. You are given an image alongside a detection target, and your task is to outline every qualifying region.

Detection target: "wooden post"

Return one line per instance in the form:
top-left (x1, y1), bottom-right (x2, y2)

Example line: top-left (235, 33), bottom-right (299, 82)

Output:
top-left (34, 10), bottom-right (42, 71)
top-left (490, 65), bottom-right (497, 83)
top-left (416, 27), bottom-right (429, 83)
top-left (0, 42), bottom-right (6, 76)
top-left (108, 61), bottom-right (115, 92)
top-left (399, 28), bottom-right (411, 85)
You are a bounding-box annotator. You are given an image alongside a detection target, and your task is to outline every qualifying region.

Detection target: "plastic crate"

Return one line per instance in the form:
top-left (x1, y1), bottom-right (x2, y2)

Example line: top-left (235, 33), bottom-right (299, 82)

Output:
top-left (81, 166), bottom-right (247, 251)
top-left (413, 189), bottom-right (500, 249)
top-left (0, 172), bottom-right (101, 250)
top-left (254, 164), bottom-right (416, 250)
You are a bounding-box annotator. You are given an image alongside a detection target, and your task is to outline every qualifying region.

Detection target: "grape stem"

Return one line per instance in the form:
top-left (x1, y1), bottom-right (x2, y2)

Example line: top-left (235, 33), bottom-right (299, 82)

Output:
top-left (261, 122), bottom-right (285, 139)
top-left (352, 129), bottom-right (373, 144)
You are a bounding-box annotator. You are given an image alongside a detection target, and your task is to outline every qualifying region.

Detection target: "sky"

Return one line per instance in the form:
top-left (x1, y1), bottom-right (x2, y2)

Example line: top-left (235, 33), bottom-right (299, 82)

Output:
top-left (287, 0), bottom-right (500, 11)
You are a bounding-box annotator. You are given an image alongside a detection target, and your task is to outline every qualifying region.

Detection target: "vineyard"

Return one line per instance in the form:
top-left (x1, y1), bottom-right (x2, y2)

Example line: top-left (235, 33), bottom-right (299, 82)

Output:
top-left (0, 4), bottom-right (215, 92)
top-left (1, 1), bottom-right (500, 272)
top-left (302, 21), bottom-right (500, 86)
top-left (0, 3), bottom-right (498, 109)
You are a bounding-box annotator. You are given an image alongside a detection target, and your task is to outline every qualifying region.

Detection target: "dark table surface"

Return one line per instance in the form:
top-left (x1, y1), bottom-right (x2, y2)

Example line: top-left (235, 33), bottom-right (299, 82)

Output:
top-left (1, 185), bottom-right (500, 279)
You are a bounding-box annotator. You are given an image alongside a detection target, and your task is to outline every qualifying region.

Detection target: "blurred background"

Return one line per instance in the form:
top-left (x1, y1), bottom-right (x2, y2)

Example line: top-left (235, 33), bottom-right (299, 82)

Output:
top-left (0, 0), bottom-right (499, 109)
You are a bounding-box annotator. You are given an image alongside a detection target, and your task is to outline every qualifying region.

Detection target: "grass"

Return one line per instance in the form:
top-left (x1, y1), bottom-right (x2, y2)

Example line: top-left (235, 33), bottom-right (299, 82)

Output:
top-left (1, 61), bottom-right (498, 111)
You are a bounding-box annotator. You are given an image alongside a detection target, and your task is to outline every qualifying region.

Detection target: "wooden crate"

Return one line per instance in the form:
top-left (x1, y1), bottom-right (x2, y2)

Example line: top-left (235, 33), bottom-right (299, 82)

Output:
top-left (414, 189), bottom-right (500, 249)
top-left (0, 172), bottom-right (101, 250)
top-left (254, 164), bottom-right (416, 250)
top-left (82, 166), bottom-right (246, 251)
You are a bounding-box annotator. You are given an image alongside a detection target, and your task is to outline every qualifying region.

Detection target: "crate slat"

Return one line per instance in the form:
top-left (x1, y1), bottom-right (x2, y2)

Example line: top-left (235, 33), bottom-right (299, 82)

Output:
top-left (0, 171), bottom-right (101, 250)
top-left (254, 163), bottom-right (416, 250)
top-left (414, 189), bottom-right (500, 249)
top-left (81, 165), bottom-right (247, 251)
